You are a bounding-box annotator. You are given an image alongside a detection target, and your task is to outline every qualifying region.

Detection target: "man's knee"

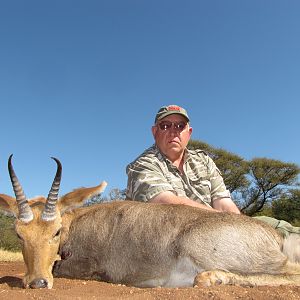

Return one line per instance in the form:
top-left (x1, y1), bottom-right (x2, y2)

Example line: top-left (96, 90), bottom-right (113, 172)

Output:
top-left (253, 216), bottom-right (300, 238)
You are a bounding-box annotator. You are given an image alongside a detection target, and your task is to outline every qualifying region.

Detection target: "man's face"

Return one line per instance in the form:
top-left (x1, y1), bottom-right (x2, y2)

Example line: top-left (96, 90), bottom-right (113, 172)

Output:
top-left (152, 114), bottom-right (192, 160)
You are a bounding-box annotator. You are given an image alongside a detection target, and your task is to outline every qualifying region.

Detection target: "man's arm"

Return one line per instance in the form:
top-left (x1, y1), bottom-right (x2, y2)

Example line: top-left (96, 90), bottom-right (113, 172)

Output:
top-left (150, 192), bottom-right (240, 214)
top-left (149, 191), bottom-right (218, 212)
top-left (202, 154), bottom-right (240, 214)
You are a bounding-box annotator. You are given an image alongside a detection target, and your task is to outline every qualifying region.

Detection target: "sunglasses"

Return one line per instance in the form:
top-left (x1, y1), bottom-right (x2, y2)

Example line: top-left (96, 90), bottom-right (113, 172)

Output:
top-left (157, 121), bottom-right (188, 132)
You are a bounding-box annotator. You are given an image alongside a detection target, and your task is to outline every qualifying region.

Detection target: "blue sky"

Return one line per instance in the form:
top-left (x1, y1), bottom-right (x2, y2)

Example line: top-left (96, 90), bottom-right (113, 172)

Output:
top-left (0, 0), bottom-right (299, 198)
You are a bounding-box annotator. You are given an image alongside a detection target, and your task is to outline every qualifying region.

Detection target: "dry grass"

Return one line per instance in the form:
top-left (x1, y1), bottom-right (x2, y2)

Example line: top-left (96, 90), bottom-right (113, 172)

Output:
top-left (0, 249), bottom-right (23, 262)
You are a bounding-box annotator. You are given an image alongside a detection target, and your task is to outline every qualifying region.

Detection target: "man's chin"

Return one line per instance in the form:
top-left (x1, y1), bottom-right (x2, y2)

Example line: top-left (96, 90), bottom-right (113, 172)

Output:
top-left (167, 145), bottom-right (183, 153)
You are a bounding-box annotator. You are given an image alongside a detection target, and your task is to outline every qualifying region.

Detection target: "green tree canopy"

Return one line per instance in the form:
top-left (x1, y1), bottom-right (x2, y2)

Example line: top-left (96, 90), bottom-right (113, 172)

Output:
top-left (272, 189), bottom-right (300, 225)
top-left (240, 158), bottom-right (300, 215)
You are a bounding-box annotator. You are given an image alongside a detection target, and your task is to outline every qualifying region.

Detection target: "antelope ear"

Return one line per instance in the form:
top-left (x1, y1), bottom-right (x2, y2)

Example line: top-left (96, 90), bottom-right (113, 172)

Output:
top-left (58, 181), bottom-right (107, 214)
top-left (0, 194), bottom-right (18, 217)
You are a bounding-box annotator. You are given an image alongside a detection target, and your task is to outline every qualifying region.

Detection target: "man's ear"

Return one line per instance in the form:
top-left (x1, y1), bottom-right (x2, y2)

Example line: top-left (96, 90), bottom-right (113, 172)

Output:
top-left (152, 125), bottom-right (158, 138)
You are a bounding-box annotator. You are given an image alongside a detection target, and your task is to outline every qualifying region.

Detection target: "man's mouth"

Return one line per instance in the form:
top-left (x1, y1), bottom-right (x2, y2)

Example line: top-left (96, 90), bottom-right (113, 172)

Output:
top-left (168, 140), bottom-right (180, 144)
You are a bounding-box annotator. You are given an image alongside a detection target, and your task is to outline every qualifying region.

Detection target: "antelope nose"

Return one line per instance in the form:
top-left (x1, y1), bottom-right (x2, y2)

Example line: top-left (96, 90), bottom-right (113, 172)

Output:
top-left (29, 278), bottom-right (48, 289)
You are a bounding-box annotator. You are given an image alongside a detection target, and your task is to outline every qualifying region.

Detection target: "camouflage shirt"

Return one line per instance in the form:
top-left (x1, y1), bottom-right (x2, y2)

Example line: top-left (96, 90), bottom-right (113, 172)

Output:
top-left (126, 144), bottom-right (231, 206)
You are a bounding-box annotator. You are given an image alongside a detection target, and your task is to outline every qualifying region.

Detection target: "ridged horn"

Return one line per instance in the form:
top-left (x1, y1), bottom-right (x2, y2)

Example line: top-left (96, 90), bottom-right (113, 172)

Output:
top-left (41, 157), bottom-right (62, 221)
top-left (8, 154), bottom-right (33, 222)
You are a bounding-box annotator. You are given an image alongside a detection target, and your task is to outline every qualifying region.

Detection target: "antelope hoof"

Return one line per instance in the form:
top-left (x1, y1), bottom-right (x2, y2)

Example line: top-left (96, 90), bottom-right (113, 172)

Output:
top-left (194, 270), bottom-right (229, 287)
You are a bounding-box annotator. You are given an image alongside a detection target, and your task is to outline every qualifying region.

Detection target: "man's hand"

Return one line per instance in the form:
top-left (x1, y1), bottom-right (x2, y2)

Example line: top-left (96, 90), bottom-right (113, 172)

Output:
top-left (212, 197), bottom-right (240, 214)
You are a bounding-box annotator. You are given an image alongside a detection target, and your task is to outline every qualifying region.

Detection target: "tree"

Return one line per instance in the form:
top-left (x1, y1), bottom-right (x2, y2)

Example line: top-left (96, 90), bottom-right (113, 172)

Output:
top-left (108, 188), bottom-right (126, 201)
top-left (85, 188), bottom-right (126, 206)
top-left (271, 189), bottom-right (300, 225)
top-left (240, 158), bottom-right (300, 215)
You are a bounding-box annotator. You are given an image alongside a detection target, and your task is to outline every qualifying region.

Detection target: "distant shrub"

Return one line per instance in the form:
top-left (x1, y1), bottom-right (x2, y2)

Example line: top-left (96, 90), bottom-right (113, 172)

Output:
top-left (0, 214), bottom-right (21, 252)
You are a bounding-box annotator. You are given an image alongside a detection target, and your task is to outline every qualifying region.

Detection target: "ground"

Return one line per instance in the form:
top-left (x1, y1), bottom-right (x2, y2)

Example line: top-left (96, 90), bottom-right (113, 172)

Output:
top-left (0, 262), bottom-right (300, 300)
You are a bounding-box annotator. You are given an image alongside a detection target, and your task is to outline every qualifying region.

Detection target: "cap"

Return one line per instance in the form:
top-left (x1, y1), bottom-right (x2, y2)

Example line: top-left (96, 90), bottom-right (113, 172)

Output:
top-left (154, 105), bottom-right (190, 123)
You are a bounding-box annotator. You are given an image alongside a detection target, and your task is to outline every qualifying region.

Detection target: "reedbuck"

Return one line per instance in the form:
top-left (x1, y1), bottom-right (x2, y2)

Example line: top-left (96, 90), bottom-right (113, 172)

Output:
top-left (0, 155), bottom-right (300, 289)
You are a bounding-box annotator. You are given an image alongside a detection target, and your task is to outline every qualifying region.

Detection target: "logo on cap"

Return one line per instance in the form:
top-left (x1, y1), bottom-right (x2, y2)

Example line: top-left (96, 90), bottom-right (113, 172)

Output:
top-left (167, 105), bottom-right (181, 111)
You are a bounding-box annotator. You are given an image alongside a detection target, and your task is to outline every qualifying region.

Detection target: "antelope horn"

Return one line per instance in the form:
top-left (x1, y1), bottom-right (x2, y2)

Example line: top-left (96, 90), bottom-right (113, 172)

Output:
top-left (41, 157), bottom-right (62, 221)
top-left (8, 154), bottom-right (33, 222)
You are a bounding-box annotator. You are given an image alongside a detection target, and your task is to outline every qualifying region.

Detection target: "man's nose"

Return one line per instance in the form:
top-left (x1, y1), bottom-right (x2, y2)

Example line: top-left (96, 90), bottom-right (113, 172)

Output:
top-left (168, 126), bottom-right (180, 135)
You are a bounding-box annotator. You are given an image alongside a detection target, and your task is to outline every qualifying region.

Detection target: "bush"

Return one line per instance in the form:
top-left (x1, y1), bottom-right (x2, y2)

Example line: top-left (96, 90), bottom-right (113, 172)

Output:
top-left (0, 214), bottom-right (21, 252)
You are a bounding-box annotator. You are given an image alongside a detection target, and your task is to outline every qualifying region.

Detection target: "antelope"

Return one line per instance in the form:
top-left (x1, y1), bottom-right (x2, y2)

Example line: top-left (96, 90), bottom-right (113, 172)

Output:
top-left (0, 155), bottom-right (300, 289)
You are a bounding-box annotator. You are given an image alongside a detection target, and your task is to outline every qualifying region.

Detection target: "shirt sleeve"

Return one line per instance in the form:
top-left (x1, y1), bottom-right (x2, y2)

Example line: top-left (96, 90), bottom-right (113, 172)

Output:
top-left (207, 156), bottom-right (231, 201)
top-left (126, 157), bottom-right (175, 202)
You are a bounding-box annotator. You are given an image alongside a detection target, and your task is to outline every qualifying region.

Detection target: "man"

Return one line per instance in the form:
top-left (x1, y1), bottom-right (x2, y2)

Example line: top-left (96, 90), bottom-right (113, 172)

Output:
top-left (126, 105), bottom-right (299, 246)
top-left (126, 104), bottom-right (240, 214)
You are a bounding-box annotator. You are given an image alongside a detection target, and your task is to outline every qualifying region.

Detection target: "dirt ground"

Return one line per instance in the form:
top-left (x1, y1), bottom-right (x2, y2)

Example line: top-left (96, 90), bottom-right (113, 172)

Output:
top-left (0, 262), bottom-right (300, 300)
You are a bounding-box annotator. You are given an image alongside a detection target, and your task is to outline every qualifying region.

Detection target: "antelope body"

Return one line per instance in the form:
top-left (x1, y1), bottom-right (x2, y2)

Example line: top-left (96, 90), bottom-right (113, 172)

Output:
top-left (1, 156), bottom-right (300, 289)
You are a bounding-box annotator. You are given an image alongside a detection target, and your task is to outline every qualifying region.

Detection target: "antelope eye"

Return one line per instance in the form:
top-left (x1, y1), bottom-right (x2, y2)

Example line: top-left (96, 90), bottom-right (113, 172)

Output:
top-left (16, 233), bottom-right (23, 240)
top-left (54, 229), bottom-right (61, 238)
